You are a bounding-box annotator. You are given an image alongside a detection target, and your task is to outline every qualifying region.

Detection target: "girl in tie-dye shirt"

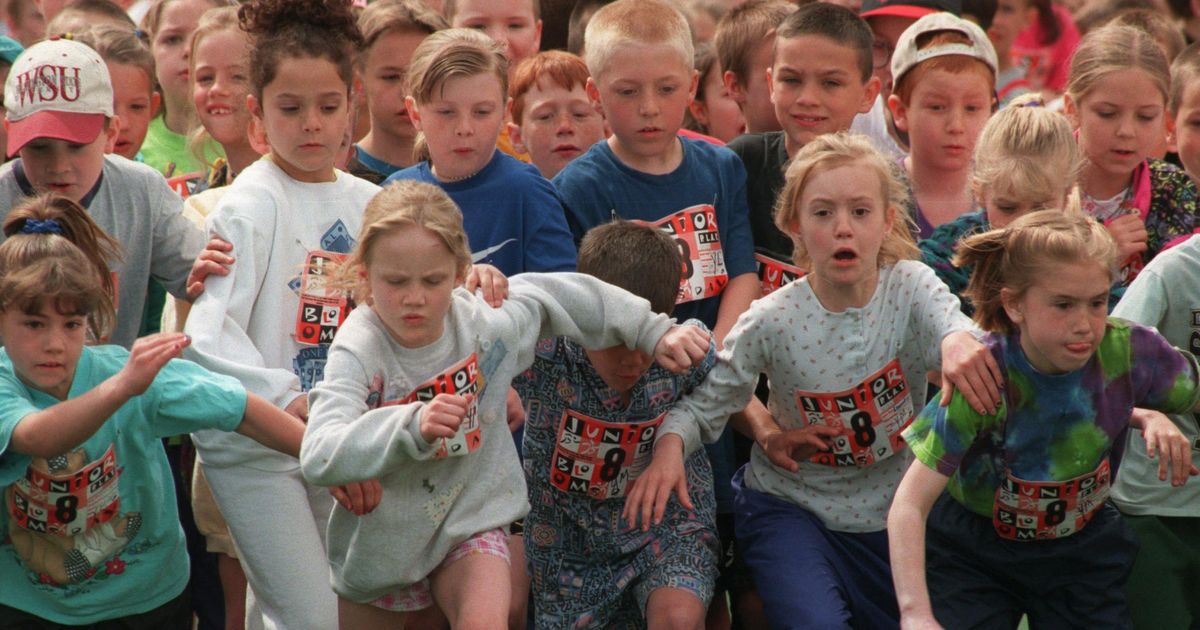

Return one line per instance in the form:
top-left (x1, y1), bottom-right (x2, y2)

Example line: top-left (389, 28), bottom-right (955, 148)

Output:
top-left (890, 212), bottom-right (1200, 630)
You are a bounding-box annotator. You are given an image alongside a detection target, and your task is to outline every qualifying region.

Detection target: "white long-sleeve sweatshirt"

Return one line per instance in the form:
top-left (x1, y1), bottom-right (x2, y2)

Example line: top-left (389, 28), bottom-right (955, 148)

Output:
top-left (661, 261), bottom-right (975, 532)
top-left (184, 159), bottom-right (380, 471)
top-left (300, 273), bottom-right (673, 602)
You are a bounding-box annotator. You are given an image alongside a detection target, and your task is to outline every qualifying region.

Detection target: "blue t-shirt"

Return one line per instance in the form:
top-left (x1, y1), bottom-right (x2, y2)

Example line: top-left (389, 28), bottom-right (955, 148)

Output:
top-left (552, 138), bottom-right (757, 328)
top-left (0, 346), bottom-right (247, 624)
top-left (384, 150), bottom-right (577, 276)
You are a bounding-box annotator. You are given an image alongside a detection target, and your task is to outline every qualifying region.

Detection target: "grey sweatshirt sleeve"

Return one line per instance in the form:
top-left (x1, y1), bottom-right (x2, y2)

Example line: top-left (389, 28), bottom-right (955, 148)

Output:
top-left (499, 273), bottom-right (673, 372)
top-left (146, 172), bottom-right (205, 298)
top-left (301, 344), bottom-right (437, 487)
top-left (661, 306), bottom-right (767, 454)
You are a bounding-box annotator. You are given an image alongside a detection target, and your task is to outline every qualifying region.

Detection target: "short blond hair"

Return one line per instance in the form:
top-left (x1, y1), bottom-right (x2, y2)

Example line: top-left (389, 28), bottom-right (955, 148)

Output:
top-left (972, 94), bottom-right (1080, 206)
top-left (342, 181), bottom-right (472, 302)
top-left (583, 0), bottom-right (693, 79)
top-left (774, 132), bottom-right (916, 270)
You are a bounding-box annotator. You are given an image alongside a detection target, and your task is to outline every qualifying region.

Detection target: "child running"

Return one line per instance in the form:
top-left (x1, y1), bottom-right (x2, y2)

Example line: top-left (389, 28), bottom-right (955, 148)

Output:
top-left (891, 211), bottom-right (1200, 629)
top-left (182, 0), bottom-right (379, 627)
top-left (300, 180), bottom-right (711, 630)
top-left (626, 132), bottom-right (1001, 629)
top-left (1066, 24), bottom-right (1200, 294)
top-left (515, 220), bottom-right (720, 629)
top-left (0, 194), bottom-right (305, 627)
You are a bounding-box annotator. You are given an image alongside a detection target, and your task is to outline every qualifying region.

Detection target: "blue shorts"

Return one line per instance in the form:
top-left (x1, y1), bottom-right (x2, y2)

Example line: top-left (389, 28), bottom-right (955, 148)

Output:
top-left (732, 466), bottom-right (898, 630)
top-left (926, 492), bottom-right (1137, 629)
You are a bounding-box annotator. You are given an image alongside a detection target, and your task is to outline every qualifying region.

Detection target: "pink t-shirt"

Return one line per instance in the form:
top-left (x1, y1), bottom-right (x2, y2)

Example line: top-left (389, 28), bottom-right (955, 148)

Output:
top-left (1012, 4), bottom-right (1080, 93)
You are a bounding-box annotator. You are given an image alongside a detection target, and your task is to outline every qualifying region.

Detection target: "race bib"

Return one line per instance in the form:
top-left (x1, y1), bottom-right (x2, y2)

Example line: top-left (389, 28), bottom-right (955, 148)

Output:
top-left (639, 205), bottom-right (728, 304)
top-left (8, 446), bottom-right (120, 537)
top-left (993, 458), bottom-right (1110, 542)
top-left (294, 250), bottom-right (353, 346)
top-left (380, 354), bottom-right (484, 459)
top-left (755, 252), bottom-right (804, 295)
top-left (550, 410), bottom-right (662, 499)
top-left (794, 359), bottom-right (913, 467)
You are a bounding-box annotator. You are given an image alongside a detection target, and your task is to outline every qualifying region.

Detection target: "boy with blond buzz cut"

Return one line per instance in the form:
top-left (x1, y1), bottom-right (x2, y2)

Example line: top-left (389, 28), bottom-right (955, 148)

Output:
top-left (888, 12), bottom-right (997, 239)
top-left (714, 0), bottom-right (794, 134)
top-left (1169, 41), bottom-right (1200, 183)
top-left (730, 2), bottom-right (881, 274)
top-left (553, 2), bottom-right (759, 624)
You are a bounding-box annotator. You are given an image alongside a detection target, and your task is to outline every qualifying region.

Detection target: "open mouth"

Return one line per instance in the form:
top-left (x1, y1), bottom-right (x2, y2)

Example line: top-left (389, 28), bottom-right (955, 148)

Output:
top-left (206, 105), bottom-right (233, 116)
top-left (792, 114), bottom-right (826, 126)
top-left (833, 249), bottom-right (857, 262)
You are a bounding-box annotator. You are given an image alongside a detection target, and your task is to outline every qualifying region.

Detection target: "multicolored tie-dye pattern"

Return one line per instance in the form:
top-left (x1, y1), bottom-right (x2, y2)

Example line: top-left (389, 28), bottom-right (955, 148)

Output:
top-left (905, 318), bottom-right (1200, 521)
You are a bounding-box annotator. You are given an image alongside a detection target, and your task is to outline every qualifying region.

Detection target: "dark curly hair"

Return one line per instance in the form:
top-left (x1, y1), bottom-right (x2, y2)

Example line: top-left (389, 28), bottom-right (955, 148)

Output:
top-left (239, 0), bottom-right (364, 97)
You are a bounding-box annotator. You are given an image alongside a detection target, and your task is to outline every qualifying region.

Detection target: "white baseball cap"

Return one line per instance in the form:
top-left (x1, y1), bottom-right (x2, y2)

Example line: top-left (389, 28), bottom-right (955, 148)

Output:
top-left (4, 37), bottom-right (114, 157)
top-left (890, 12), bottom-right (998, 91)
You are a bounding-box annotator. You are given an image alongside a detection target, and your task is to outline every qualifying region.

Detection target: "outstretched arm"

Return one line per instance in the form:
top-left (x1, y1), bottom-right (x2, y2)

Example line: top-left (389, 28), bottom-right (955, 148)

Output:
top-left (11, 334), bottom-right (191, 458)
top-left (888, 462), bottom-right (950, 630)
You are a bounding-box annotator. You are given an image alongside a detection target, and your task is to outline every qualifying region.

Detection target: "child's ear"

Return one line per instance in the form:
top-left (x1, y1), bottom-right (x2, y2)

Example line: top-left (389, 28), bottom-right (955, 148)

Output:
top-left (1063, 93), bottom-right (1080, 130)
top-left (883, 203), bottom-right (896, 234)
top-left (687, 68), bottom-right (699, 103)
top-left (688, 98), bottom-right (710, 129)
top-left (1000, 287), bottom-right (1024, 325)
top-left (723, 70), bottom-right (747, 105)
top-left (405, 95), bottom-right (422, 131)
top-left (103, 116), bottom-right (119, 152)
top-left (585, 77), bottom-right (601, 106)
top-left (887, 93), bottom-right (908, 133)
top-left (150, 92), bottom-right (162, 118)
top-left (1166, 114), bottom-right (1178, 154)
top-left (246, 93), bottom-right (263, 121)
top-left (860, 76), bottom-right (882, 114)
top-left (508, 122), bottom-right (528, 154)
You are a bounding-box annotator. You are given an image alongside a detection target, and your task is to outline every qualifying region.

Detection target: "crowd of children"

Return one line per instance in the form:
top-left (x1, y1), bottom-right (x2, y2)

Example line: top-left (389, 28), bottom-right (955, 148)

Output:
top-left (0, 0), bottom-right (1199, 629)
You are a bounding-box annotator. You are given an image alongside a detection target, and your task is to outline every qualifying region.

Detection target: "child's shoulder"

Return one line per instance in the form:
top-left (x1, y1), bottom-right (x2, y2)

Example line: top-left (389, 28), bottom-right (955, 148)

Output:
top-left (726, 131), bottom-right (785, 161)
top-left (1147, 158), bottom-right (1197, 198)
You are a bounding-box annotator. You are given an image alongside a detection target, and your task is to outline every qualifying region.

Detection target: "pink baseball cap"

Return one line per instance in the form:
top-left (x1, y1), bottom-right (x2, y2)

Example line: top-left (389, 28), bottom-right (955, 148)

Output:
top-left (4, 38), bottom-right (114, 157)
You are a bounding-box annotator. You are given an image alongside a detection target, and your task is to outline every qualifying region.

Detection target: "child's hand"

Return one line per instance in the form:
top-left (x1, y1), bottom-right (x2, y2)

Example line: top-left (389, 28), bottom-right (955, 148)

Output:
top-left (653, 326), bottom-right (710, 372)
top-left (114, 333), bottom-right (190, 398)
top-left (419, 393), bottom-right (474, 444)
top-left (1138, 408), bottom-right (1199, 486)
top-left (760, 424), bottom-right (842, 472)
top-left (285, 394), bottom-right (309, 423)
top-left (939, 331), bottom-right (1003, 414)
top-left (464, 264), bottom-right (508, 308)
top-left (623, 434), bottom-right (690, 531)
top-left (1105, 214), bottom-right (1149, 261)
top-left (330, 479), bottom-right (383, 516)
top-left (186, 237), bottom-right (235, 301)
top-left (506, 387), bottom-right (526, 432)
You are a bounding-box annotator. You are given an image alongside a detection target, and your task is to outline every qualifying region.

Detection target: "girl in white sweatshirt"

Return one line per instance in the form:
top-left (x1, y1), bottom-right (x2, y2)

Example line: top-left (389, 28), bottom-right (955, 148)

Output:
top-left (181, 1), bottom-right (379, 627)
top-left (300, 180), bottom-right (710, 629)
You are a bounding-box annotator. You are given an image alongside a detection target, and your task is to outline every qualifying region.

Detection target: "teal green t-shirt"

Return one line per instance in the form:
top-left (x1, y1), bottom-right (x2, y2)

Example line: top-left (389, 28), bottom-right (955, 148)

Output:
top-left (0, 346), bottom-right (246, 624)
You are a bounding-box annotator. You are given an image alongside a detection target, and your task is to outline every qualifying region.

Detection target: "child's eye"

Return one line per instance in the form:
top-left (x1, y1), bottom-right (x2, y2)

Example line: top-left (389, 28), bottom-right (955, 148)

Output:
top-left (822, 80), bottom-right (842, 88)
top-left (23, 320), bottom-right (42, 329)
top-left (852, 207), bottom-right (870, 216)
top-left (1095, 110), bottom-right (1116, 119)
top-left (322, 105), bottom-right (341, 113)
top-left (659, 85), bottom-right (677, 95)
top-left (65, 320), bottom-right (84, 330)
top-left (1137, 113), bottom-right (1158, 122)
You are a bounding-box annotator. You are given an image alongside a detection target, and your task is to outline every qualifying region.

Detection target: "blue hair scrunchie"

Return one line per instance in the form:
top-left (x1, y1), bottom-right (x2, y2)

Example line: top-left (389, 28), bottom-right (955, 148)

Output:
top-left (20, 219), bottom-right (64, 235)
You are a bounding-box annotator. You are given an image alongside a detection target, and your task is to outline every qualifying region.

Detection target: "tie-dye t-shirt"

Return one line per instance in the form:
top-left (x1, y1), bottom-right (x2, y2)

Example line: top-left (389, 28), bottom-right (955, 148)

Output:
top-left (905, 318), bottom-right (1200, 518)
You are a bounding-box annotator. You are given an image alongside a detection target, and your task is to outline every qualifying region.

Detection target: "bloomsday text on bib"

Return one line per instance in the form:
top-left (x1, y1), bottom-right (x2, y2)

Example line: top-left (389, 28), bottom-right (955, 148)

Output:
top-left (550, 409), bottom-right (663, 499)
top-left (373, 354), bottom-right (485, 459)
top-left (992, 458), bottom-right (1110, 541)
top-left (794, 359), bottom-right (914, 467)
top-left (638, 205), bottom-right (728, 305)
